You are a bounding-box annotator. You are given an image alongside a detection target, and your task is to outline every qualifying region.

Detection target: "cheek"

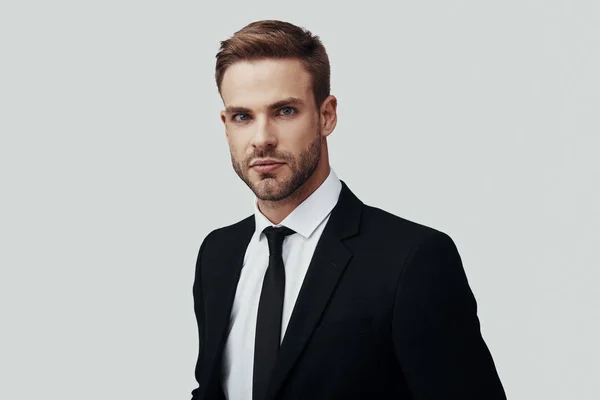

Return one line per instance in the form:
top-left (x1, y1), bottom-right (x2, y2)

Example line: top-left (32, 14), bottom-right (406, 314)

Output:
top-left (296, 123), bottom-right (320, 148)
top-left (285, 119), bottom-right (317, 144)
top-left (227, 135), bottom-right (250, 160)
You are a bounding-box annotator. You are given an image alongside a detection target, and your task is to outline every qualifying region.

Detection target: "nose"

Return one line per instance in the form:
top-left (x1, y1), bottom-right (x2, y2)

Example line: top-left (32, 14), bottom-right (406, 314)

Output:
top-left (250, 115), bottom-right (277, 149)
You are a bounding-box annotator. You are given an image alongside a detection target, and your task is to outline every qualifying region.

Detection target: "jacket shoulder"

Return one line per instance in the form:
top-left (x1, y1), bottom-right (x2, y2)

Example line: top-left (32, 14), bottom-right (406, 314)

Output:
top-left (207, 214), bottom-right (254, 239)
top-left (360, 204), bottom-right (452, 248)
top-left (198, 214), bottom-right (254, 256)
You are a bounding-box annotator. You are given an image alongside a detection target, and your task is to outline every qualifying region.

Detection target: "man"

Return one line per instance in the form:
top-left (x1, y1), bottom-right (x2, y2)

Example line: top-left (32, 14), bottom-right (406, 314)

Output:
top-left (191, 20), bottom-right (506, 400)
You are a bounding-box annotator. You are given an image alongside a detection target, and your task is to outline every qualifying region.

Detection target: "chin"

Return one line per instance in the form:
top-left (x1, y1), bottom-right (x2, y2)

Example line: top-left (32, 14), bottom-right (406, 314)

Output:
top-left (251, 178), bottom-right (292, 201)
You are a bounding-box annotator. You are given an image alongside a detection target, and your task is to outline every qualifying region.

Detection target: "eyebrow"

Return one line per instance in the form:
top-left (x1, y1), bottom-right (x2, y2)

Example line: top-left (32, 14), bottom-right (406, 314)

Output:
top-left (224, 97), bottom-right (305, 114)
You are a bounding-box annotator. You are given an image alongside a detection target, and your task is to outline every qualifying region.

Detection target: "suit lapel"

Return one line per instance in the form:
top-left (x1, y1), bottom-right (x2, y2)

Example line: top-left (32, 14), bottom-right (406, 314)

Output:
top-left (265, 181), bottom-right (364, 400)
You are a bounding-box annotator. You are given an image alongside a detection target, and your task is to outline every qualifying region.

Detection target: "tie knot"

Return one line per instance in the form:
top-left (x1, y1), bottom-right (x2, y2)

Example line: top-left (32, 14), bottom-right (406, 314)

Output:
top-left (263, 226), bottom-right (295, 256)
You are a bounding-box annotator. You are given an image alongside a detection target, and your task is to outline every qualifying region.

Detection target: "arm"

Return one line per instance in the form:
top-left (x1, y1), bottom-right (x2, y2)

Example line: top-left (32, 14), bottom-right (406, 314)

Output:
top-left (392, 231), bottom-right (506, 399)
top-left (190, 233), bottom-right (210, 400)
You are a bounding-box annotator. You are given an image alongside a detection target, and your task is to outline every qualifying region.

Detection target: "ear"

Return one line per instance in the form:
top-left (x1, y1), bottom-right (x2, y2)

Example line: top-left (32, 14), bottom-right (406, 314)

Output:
top-left (220, 110), bottom-right (229, 139)
top-left (319, 95), bottom-right (337, 138)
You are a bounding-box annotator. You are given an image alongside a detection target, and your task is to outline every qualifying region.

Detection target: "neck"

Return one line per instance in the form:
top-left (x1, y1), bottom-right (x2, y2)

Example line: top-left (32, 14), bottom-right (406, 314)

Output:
top-left (257, 162), bottom-right (330, 225)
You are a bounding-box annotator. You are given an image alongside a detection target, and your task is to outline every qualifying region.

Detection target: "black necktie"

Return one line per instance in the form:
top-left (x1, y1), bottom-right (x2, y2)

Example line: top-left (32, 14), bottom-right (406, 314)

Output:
top-left (253, 225), bottom-right (295, 400)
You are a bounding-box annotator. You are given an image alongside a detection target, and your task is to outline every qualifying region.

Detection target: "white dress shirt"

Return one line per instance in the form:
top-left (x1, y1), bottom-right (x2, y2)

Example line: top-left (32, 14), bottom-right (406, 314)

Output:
top-left (221, 167), bottom-right (343, 400)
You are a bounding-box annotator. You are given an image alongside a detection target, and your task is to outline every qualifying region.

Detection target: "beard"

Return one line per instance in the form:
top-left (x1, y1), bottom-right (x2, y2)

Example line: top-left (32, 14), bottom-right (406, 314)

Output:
top-left (231, 129), bottom-right (322, 202)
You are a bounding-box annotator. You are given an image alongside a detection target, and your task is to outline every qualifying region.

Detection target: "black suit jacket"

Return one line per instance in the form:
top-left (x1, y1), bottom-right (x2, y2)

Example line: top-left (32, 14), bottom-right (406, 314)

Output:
top-left (191, 181), bottom-right (506, 400)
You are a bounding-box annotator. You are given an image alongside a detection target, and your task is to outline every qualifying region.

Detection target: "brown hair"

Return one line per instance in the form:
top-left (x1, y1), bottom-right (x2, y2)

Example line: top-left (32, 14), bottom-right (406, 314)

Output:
top-left (215, 20), bottom-right (331, 108)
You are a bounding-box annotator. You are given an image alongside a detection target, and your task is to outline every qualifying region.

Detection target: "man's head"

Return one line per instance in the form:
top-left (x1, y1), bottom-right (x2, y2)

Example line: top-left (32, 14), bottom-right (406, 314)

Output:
top-left (216, 20), bottom-right (337, 203)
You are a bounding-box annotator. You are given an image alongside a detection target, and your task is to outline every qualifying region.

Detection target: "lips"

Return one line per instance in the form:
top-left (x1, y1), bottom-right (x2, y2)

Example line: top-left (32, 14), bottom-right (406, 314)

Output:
top-left (250, 159), bottom-right (285, 167)
top-left (250, 160), bottom-right (285, 173)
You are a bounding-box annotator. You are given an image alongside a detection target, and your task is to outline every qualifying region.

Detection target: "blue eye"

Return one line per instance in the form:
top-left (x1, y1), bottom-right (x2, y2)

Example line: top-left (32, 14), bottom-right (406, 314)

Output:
top-left (233, 113), bottom-right (250, 122)
top-left (279, 107), bottom-right (296, 116)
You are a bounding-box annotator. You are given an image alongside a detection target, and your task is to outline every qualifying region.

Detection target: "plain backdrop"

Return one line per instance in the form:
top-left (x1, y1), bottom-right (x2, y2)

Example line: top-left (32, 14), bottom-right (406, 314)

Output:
top-left (1, 1), bottom-right (598, 399)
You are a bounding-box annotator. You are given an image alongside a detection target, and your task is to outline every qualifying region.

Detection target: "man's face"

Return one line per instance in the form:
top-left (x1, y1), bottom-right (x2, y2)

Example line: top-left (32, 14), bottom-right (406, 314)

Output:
top-left (220, 58), bottom-right (323, 202)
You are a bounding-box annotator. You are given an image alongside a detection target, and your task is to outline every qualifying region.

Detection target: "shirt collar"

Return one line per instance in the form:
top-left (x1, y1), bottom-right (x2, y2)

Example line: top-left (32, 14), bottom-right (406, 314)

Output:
top-left (253, 167), bottom-right (342, 239)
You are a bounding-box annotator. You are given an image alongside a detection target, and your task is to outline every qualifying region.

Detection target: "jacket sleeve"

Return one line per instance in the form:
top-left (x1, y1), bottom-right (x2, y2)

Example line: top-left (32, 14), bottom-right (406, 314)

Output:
top-left (392, 231), bottom-right (506, 399)
top-left (190, 232), bottom-right (211, 400)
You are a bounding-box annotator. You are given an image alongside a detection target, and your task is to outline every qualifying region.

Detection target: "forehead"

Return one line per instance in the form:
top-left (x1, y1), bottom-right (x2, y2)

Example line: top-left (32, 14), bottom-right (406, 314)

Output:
top-left (220, 58), bottom-right (313, 108)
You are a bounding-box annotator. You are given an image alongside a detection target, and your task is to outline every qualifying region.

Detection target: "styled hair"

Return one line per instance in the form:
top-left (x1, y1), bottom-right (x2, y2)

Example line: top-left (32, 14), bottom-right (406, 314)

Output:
top-left (215, 20), bottom-right (331, 108)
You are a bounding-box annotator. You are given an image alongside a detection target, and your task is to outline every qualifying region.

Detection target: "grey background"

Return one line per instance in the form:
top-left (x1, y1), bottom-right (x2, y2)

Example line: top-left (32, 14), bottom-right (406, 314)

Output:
top-left (1, 1), bottom-right (599, 399)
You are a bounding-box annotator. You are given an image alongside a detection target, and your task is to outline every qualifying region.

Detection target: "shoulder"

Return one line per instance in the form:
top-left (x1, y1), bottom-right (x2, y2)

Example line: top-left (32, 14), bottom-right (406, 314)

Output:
top-left (198, 214), bottom-right (254, 254)
top-left (352, 203), bottom-right (461, 270)
top-left (360, 204), bottom-right (451, 245)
